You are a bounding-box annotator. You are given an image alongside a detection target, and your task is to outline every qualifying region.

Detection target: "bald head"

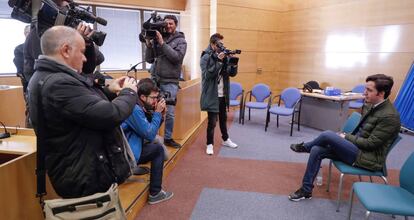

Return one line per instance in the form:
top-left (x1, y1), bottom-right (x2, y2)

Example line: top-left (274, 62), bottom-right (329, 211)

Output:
top-left (41, 26), bottom-right (86, 73)
top-left (41, 26), bottom-right (81, 55)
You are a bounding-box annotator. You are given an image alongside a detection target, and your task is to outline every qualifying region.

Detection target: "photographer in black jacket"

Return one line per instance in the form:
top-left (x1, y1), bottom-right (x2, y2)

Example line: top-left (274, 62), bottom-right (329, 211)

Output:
top-left (200, 33), bottom-right (238, 155)
top-left (28, 26), bottom-right (137, 198)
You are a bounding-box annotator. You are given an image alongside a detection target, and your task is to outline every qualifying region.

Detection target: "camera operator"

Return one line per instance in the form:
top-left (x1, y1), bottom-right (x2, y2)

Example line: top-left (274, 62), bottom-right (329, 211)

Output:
top-left (200, 33), bottom-right (238, 155)
top-left (121, 78), bottom-right (174, 204)
top-left (13, 24), bottom-right (31, 127)
top-left (145, 15), bottom-right (187, 149)
top-left (27, 26), bottom-right (138, 198)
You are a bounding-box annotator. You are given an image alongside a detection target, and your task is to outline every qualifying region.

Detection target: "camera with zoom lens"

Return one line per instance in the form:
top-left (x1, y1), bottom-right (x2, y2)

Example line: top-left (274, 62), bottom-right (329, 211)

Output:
top-left (139, 11), bottom-right (167, 43)
top-left (159, 91), bottom-right (176, 106)
top-left (216, 42), bottom-right (241, 77)
top-left (8, 0), bottom-right (108, 46)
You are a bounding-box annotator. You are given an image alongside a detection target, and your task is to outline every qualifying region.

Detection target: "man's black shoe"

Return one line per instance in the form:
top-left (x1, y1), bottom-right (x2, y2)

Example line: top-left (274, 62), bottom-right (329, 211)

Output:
top-left (288, 188), bottom-right (312, 201)
top-left (290, 142), bottom-right (308, 153)
top-left (164, 139), bottom-right (182, 148)
top-left (133, 166), bottom-right (150, 175)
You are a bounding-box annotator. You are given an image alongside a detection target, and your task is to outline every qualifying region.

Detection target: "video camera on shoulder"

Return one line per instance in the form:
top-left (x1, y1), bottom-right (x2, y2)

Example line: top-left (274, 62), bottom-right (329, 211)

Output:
top-left (139, 11), bottom-right (167, 43)
top-left (8, 0), bottom-right (108, 46)
top-left (216, 42), bottom-right (241, 77)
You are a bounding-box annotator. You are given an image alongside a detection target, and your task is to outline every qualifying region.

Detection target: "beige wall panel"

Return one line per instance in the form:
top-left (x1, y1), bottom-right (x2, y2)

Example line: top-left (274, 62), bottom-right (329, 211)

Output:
top-left (217, 5), bottom-right (279, 31)
top-left (256, 52), bottom-right (280, 72)
top-left (237, 52), bottom-right (257, 73)
top-left (232, 72), bottom-right (257, 93)
top-left (281, 0), bottom-right (414, 32)
top-left (257, 32), bottom-right (281, 52)
top-left (217, 28), bottom-right (258, 51)
top-left (78, 0), bottom-right (186, 11)
top-left (199, 5), bottom-right (211, 29)
top-left (277, 24), bottom-right (414, 53)
top-left (218, 0), bottom-right (286, 11)
top-left (278, 52), bottom-right (316, 73)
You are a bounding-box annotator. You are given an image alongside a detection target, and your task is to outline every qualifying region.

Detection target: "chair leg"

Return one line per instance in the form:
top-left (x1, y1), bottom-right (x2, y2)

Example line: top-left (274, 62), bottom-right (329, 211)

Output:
top-left (358, 175), bottom-right (362, 181)
top-left (248, 108), bottom-right (251, 120)
top-left (336, 173), bottom-right (345, 212)
top-left (404, 216), bottom-right (408, 220)
top-left (297, 112), bottom-right (300, 131)
top-left (347, 187), bottom-right (354, 220)
top-left (365, 211), bottom-right (371, 220)
top-left (242, 107), bottom-right (246, 125)
top-left (276, 115), bottom-right (279, 127)
top-left (265, 111), bottom-right (270, 132)
top-left (238, 106), bottom-right (242, 124)
top-left (290, 114), bottom-right (294, 136)
top-left (369, 176), bottom-right (373, 182)
top-left (381, 176), bottom-right (388, 184)
top-left (326, 160), bottom-right (332, 192)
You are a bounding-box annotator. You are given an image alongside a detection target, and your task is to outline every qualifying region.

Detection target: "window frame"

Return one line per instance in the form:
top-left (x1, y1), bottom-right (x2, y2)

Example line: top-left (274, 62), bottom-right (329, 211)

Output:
top-left (0, 3), bottom-right (180, 75)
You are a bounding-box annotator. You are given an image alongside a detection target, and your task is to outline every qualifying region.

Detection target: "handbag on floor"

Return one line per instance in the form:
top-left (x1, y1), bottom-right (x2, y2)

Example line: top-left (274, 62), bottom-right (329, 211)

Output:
top-left (43, 183), bottom-right (126, 220)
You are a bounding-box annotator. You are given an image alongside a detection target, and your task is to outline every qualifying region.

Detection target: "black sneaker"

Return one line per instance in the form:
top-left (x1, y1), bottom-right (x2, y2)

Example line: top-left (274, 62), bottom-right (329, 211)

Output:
top-left (132, 166), bottom-right (150, 175)
top-left (288, 188), bottom-right (312, 201)
top-left (164, 139), bottom-right (182, 148)
top-left (290, 142), bottom-right (308, 153)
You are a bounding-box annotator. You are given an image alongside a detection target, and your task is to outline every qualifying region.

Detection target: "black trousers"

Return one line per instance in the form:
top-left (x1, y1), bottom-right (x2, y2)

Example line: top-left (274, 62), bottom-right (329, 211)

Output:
top-left (207, 97), bottom-right (229, 145)
top-left (138, 143), bottom-right (165, 195)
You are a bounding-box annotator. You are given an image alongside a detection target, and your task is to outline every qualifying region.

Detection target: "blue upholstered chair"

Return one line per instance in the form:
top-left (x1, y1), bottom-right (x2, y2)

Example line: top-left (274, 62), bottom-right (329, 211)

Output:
top-left (229, 82), bottom-right (244, 124)
top-left (347, 152), bottom-right (414, 220)
top-left (242, 83), bottom-right (271, 125)
top-left (326, 112), bottom-right (402, 211)
top-left (349, 84), bottom-right (365, 110)
top-left (265, 87), bottom-right (302, 136)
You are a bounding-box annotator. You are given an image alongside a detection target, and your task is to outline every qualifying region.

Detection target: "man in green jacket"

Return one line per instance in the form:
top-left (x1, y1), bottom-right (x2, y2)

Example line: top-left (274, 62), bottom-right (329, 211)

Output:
top-left (200, 33), bottom-right (238, 155)
top-left (288, 74), bottom-right (401, 201)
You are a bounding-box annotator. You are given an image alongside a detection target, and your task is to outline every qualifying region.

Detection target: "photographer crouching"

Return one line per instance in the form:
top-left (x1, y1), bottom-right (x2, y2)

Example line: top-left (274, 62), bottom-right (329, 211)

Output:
top-left (121, 78), bottom-right (174, 205)
top-left (200, 33), bottom-right (240, 155)
top-left (144, 14), bottom-right (187, 149)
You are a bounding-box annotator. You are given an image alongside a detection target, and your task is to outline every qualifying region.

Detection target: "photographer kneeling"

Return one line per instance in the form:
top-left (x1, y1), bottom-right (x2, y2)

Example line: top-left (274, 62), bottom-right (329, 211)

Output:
top-left (122, 78), bottom-right (174, 205)
top-left (200, 33), bottom-right (239, 155)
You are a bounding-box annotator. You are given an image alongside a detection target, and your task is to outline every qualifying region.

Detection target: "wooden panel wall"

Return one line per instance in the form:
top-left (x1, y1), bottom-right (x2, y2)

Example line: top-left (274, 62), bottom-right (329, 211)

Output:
top-left (217, 0), bottom-right (414, 100)
top-left (77, 0), bottom-right (186, 11)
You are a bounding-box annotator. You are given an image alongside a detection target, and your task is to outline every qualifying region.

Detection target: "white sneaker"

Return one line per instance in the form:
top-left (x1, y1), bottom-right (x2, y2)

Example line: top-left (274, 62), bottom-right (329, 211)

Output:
top-left (206, 144), bottom-right (214, 155)
top-left (223, 138), bottom-right (238, 148)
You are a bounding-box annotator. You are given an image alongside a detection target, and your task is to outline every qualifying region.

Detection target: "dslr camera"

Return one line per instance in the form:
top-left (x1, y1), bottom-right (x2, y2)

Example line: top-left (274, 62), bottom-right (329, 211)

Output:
top-left (159, 91), bottom-right (176, 106)
top-left (8, 0), bottom-right (108, 46)
top-left (216, 42), bottom-right (242, 77)
top-left (139, 11), bottom-right (167, 43)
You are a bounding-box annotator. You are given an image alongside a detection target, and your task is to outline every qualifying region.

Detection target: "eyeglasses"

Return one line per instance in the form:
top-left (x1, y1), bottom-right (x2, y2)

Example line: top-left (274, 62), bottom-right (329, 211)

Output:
top-left (146, 95), bottom-right (159, 100)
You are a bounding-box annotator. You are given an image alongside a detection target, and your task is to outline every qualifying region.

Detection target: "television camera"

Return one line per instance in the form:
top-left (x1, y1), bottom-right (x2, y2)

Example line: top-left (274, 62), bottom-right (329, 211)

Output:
top-left (8, 0), bottom-right (108, 46)
top-left (139, 11), bottom-right (167, 43)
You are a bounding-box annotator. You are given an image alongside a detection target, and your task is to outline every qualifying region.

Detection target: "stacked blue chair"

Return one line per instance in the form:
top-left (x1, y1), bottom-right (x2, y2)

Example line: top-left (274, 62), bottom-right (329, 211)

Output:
top-left (242, 83), bottom-right (271, 125)
top-left (348, 152), bottom-right (414, 220)
top-left (349, 84), bottom-right (365, 110)
top-left (229, 82), bottom-right (244, 124)
top-left (265, 87), bottom-right (302, 136)
top-left (326, 111), bottom-right (402, 211)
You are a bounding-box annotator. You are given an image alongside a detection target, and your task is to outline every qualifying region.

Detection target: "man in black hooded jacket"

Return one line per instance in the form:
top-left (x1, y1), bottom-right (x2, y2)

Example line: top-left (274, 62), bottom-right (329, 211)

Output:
top-left (28, 26), bottom-right (138, 198)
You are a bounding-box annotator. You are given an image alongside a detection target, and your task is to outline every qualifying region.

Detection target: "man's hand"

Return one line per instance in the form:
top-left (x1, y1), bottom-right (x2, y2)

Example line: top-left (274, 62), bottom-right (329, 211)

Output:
top-left (155, 98), bottom-right (166, 113)
top-left (76, 23), bottom-right (94, 39)
top-left (217, 52), bottom-right (225, 61)
top-left (122, 77), bottom-right (138, 93)
top-left (339, 132), bottom-right (346, 138)
top-left (145, 39), bottom-right (153, 48)
top-left (155, 31), bottom-right (164, 46)
top-left (108, 77), bottom-right (137, 94)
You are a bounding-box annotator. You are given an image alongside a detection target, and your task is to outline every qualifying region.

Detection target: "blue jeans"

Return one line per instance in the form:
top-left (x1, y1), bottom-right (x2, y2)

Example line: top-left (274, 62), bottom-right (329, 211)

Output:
top-left (138, 143), bottom-right (165, 195)
top-left (159, 83), bottom-right (179, 140)
top-left (301, 130), bottom-right (359, 193)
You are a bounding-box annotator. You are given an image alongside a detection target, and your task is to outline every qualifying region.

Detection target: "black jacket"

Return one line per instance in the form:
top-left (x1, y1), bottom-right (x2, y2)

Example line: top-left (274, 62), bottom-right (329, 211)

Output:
top-left (28, 56), bottom-right (137, 198)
